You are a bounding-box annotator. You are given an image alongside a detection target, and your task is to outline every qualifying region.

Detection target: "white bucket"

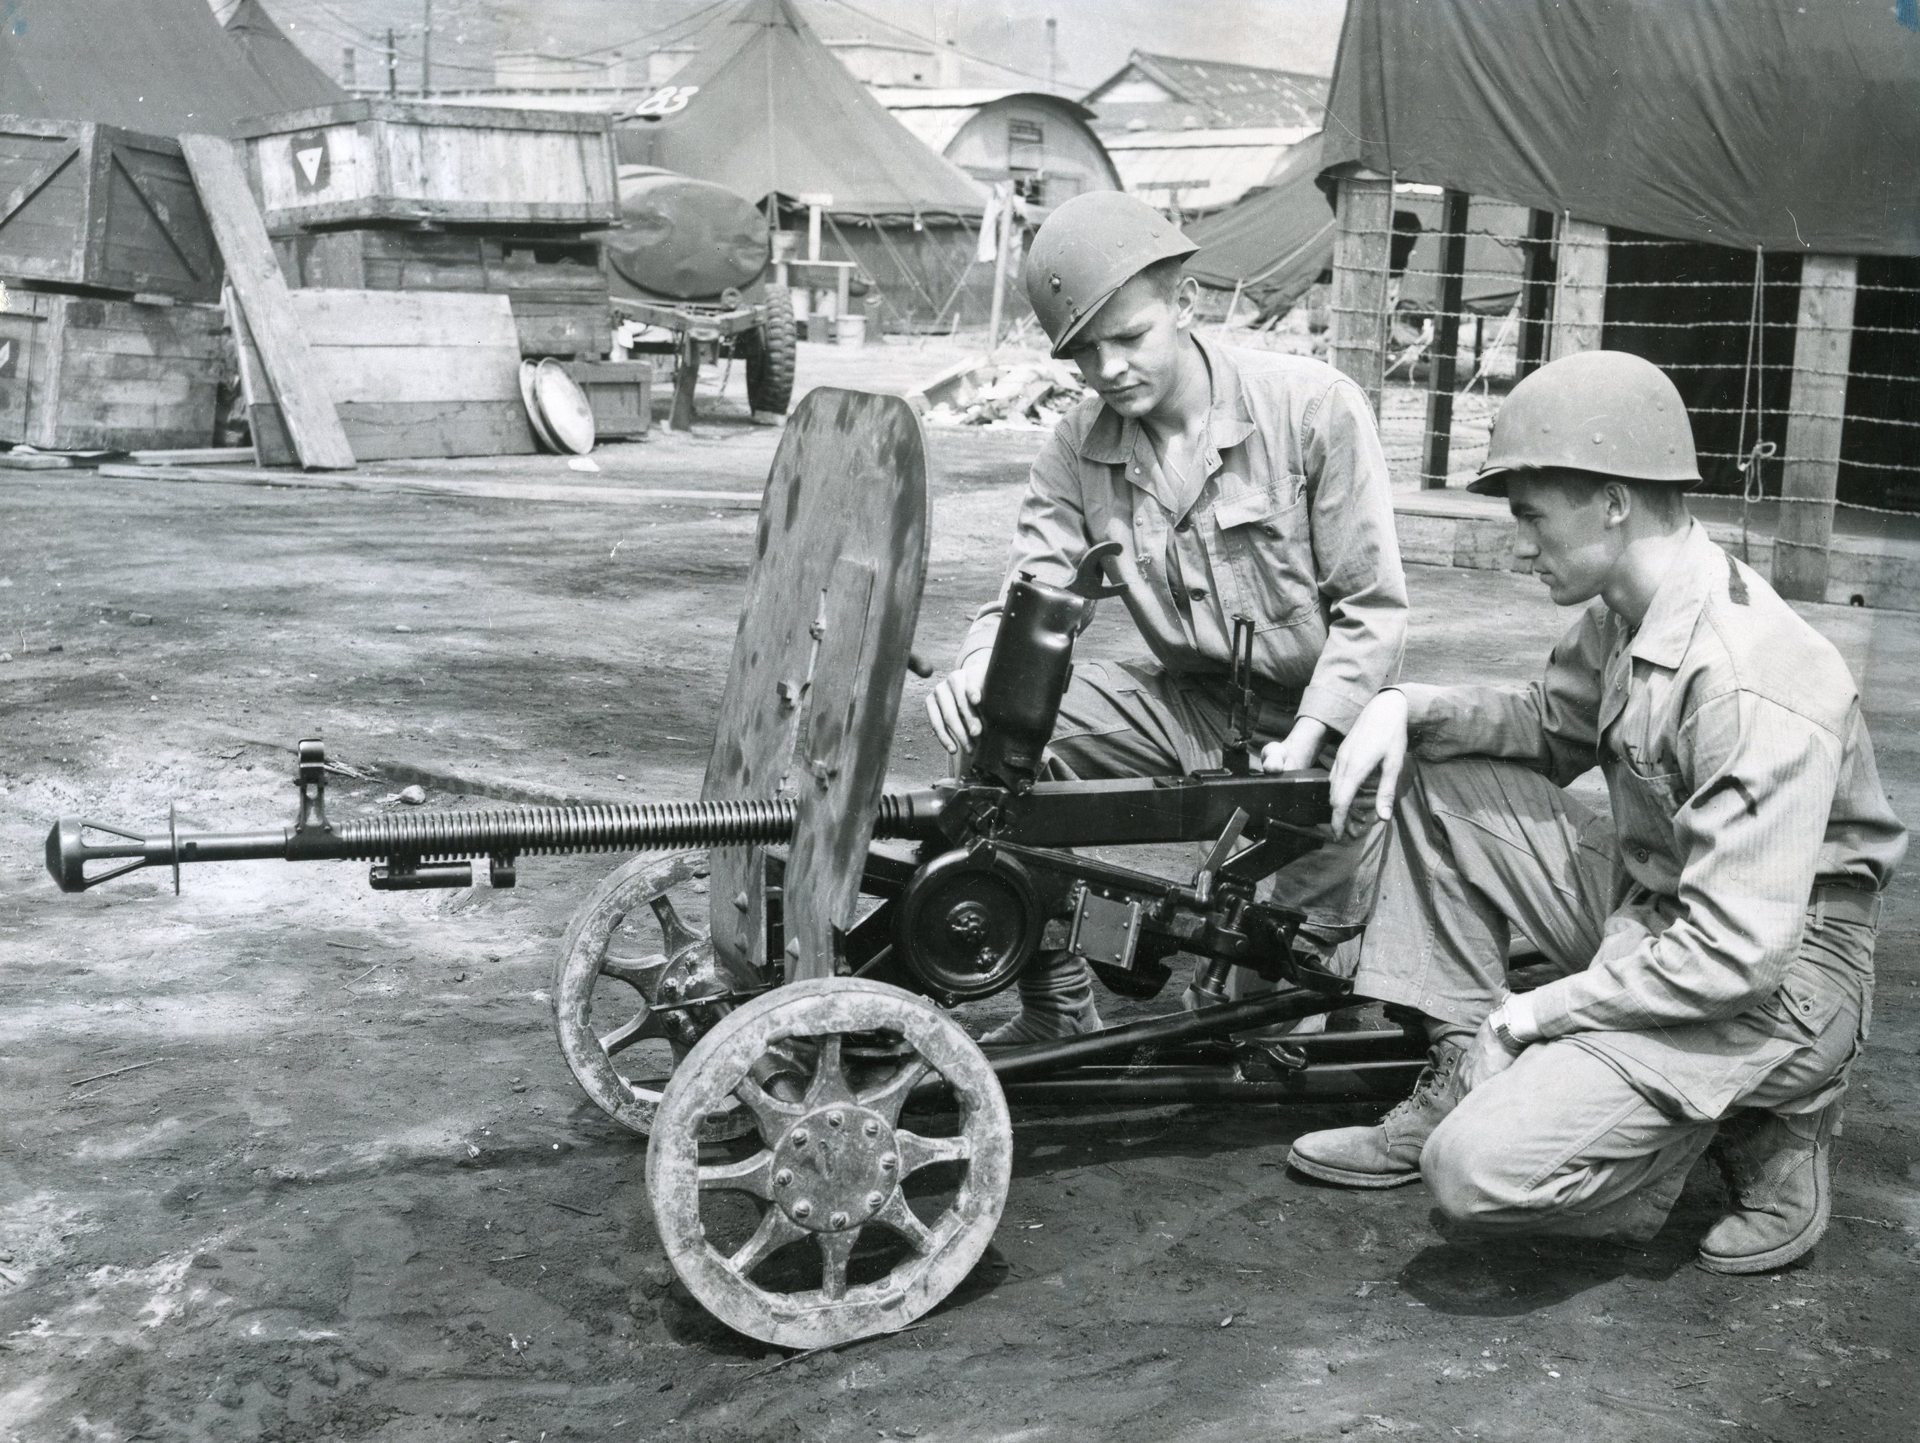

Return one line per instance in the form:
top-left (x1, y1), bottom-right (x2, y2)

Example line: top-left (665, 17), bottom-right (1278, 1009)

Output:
top-left (835, 314), bottom-right (867, 347)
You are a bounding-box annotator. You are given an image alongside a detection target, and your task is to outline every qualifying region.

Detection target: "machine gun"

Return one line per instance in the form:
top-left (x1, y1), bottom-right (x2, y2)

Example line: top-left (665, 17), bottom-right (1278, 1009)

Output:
top-left (42, 389), bottom-right (1424, 1352)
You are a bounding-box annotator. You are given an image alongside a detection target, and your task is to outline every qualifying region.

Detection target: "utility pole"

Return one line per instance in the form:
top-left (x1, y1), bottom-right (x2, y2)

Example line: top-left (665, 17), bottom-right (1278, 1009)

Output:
top-left (341, 46), bottom-right (355, 89)
top-left (421, 0), bottom-right (433, 96)
top-left (386, 29), bottom-right (397, 95)
top-left (1045, 18), bottom-right (1058, 90)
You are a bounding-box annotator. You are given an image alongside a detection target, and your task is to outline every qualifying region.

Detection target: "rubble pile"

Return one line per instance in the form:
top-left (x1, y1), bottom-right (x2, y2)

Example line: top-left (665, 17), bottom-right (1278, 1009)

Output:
top-left (914, 359), bottom-right (1090, 428)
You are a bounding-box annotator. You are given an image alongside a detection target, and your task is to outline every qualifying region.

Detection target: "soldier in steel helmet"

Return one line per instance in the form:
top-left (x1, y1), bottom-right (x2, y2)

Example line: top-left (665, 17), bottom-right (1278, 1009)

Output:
top-left (1288, 349), bottom-right (1906, 1272)
top-left (925, 191), bottom-right (1410, 1045)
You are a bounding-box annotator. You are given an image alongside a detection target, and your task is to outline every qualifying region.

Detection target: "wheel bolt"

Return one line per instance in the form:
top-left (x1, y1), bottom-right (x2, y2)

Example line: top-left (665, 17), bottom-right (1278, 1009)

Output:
top-left (829, 1211), bottom-right (849, 1229)
top-left (862, 1119), bottom-right (880, 1138)
top-left (826, 1110), bottom-right (844, 1128)
top-left (865, 1191), bottom-right (884, 1211)
top-left (791, 1128), bottom-right (808, 1147)
top-left (792, 1200), bottom-right (812, 1219)
top-left (773, 1169), bottom-right (792, 1188)
top-left (880, 1153), bottom-right (898, 1172)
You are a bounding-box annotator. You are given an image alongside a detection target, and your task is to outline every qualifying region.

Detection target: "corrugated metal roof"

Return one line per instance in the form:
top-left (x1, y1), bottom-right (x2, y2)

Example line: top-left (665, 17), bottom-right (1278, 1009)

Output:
top-left (1103, 127), bottom-right (1312, 213)
top-left (1084, 52), bottom-right (1327, 133)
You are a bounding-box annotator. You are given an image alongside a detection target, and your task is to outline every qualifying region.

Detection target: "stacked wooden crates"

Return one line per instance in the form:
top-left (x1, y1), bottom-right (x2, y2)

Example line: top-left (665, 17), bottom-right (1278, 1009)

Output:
top-left (0, 117), bottom-right (229, 450)
top-left (244, 101), bottom-right (647, 436)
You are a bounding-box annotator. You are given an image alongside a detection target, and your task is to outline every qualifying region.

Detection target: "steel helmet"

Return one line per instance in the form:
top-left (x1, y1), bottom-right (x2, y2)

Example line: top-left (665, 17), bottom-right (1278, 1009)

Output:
top-left (1470, 350), bottom-right (1701, 495)
top-left (1024, 192), bottom-right (1198, 357)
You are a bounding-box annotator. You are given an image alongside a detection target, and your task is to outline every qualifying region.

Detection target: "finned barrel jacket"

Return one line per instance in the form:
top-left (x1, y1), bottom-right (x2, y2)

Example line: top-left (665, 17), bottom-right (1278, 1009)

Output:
top-left (1400, 522), bottom-right (1907, 1116)
top-left (960, 335), bottom-right (1408, 736)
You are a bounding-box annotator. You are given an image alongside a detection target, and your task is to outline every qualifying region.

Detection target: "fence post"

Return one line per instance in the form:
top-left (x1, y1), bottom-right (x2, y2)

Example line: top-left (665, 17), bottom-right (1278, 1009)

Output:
top-left (1772, 255), bottom-right (1858, 603)
top-left (1517, 209), bottom-right (1556, 378)
top-left (1548, 218), bottom-right (1608, 360)
top-left (1330, 169), bottom-right (1393, 417)
top-left (1421, 188), bottom-right (1471, 487)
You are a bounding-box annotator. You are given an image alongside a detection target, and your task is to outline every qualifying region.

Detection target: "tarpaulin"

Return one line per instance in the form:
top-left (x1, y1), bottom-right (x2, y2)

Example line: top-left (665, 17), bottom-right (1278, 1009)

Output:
top-left (0, 0), bottom-right (322, 134)
top-left (1185, 133), bottom-right (1336, 309)
top-left (1321, 0), bottom-right (1920, 256)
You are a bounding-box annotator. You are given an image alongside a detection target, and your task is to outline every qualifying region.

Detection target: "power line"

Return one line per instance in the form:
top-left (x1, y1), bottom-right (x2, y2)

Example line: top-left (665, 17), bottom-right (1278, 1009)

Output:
top-left (814, 0), bottom-right (1070, 89)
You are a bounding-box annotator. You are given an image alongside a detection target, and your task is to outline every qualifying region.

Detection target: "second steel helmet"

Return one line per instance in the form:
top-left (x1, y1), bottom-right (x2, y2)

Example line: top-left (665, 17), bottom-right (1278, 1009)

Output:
top-left (1024, 192), bottom-right (1198, 357)
top-left (1470, 350), bottom-right (1702, 495)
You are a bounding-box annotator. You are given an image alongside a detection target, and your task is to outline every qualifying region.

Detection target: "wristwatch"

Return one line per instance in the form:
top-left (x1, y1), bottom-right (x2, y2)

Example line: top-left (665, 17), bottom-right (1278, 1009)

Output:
top-left (1488, 1003), bottom-right (1524, 1052)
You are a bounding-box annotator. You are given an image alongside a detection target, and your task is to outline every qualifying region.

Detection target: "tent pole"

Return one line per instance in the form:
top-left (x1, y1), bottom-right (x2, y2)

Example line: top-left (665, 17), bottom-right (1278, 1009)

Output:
top-left (1421, 188), bottom-right (1470, 488)
top-left (1773, 255), bottom-right (1857, 603)
top-left (987, 185), bottom-right (1012, 358)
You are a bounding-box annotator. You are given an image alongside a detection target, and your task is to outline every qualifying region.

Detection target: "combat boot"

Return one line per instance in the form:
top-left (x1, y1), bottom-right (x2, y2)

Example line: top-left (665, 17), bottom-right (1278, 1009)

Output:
top-left (1697, 1105), bottom-right (1837, 1274)
top-left (1287, 1039), bottom-right (1468, 1188)
top-left (980, 951), bottom-right (1103, 1045)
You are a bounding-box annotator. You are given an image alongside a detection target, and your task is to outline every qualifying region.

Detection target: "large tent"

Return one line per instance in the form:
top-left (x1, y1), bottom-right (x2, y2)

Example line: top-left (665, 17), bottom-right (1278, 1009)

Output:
top-left (223, 0), bottom-right (350, 113)
top-left (1185, 134), bottom-right (1336, 316)
top-left (616, 0), bottom-right (996, 330)
top-left (1320, 0), bottom-right (1920, 257)
top-left (0, 0), bottom-right (341, 135)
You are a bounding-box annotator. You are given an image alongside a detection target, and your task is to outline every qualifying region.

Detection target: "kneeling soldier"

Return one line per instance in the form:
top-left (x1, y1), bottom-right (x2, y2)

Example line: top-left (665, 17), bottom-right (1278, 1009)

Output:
top-left (1290, 351), bottom-right (1906, 1272)
top-left (926, 192), bottom-right (1408, 1044)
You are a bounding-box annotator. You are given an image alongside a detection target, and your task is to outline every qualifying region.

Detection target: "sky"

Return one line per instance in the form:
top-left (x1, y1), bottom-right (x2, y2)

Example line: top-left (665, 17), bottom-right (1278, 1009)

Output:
top-left (237, 0), bottom-right (1350, 93)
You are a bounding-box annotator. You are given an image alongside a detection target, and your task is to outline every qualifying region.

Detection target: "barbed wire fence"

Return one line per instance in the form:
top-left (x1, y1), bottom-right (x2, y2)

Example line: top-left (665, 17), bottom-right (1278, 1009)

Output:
top-left (1316, 202), bottom-right (1920, 531)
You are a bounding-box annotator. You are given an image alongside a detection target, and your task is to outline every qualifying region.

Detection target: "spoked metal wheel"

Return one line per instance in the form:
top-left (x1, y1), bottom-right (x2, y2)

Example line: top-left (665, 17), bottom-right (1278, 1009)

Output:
top-left (552, 850), bottom-right (754, 1141)
top-left (647, 978), bottom-right (1013, 1349)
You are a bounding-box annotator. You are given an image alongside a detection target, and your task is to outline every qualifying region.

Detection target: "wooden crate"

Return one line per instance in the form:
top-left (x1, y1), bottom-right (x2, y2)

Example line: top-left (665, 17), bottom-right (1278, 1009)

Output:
top-left (237, 101), bottom-right (618, 232)
top-left (272, 227), bottom-right (611, 358)
top-left (0, 116), bottom-right (222, 302)
top-left (234, 287), bottom-right (537, 462)
top-left (560, 360), bottom-right (653, 439)
top-left (0, 289), bottom-right (224, 450)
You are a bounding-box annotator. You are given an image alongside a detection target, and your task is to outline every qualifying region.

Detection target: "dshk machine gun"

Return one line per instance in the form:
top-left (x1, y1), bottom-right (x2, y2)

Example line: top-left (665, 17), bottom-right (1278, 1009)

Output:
top-left (45, 390), bottom-right (1426, 1350)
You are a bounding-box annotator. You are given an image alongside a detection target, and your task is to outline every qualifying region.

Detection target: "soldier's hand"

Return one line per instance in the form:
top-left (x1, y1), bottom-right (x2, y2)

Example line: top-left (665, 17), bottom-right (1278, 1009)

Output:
top-left (1257, 716), bottom-right (1328, 774)
top-left (1327, 689), bottom-right (1410, 836)
top-left (1461, 1013), bottom-right (1525, 1092)
top-left (927, 651), bottom-right (992, 756)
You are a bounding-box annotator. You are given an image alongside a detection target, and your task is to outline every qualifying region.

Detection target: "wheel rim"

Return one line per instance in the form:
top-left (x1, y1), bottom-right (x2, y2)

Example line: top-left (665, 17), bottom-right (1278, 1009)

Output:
top-left (552, 851), bottom-right (752, 1140)
top-left (647, 978), bottom-right (1012, 1349)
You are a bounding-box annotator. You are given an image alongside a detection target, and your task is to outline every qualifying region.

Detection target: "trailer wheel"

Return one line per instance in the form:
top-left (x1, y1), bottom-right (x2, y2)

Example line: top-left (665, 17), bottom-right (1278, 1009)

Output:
top-left (552, 851), bottom-right (754, 1141)
top-left (744, 288), bottom-right (798, 416)
top-left (648, 978), bottom-right (1012, 1348)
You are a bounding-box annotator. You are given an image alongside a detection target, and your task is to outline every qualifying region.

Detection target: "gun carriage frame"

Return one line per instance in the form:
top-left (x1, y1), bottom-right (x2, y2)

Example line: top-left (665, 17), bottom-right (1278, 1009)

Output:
top-left (44, 389), bottom-right (1425, 1350)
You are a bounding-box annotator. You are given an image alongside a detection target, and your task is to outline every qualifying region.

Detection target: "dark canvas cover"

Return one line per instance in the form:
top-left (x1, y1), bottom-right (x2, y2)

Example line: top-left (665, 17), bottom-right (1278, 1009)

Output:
top-left (615, 0), bottom-right (987, 220)
top-left (0, 0), bottom-right (311, 134)
top-left (1321, 0), bottom-right (1920, 256)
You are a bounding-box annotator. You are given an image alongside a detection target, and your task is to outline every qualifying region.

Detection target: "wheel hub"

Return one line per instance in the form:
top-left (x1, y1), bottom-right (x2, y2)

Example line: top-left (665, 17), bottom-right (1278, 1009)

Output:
top-left (769, 1104), bottom-right (898, 1232)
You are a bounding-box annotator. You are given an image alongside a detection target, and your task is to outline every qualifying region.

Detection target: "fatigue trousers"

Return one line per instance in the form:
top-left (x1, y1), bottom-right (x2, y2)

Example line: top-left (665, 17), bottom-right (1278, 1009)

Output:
top-left (1043, 658), bottom-right (1386, 938)
top-left (1351, 756), bottom-right (1875, 1240)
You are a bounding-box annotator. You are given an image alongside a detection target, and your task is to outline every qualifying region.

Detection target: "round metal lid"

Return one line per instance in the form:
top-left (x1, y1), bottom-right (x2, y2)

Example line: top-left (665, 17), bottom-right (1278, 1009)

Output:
top-left (533, 359), bottom-right (597, 456)
top-left (519, 360), bottom-right (560, 453)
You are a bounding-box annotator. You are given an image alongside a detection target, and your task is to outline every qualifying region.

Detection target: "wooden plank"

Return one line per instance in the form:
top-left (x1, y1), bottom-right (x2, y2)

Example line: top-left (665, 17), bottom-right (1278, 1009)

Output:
top-left (288, 287), bottom-right (520, 347)
top-left (1773, 255), bottom-right (1858, 603)
top-left (561, 361), bottom-right (651, 438)
top-left (331, 400), bottom-right (536, 460)
top-left (181, 133), bottom-right (354, 471)
top-left (128, 447), bottom-right (256, 465)
top-left (0, 138), bottom-right (81, 230)
top-left (90, 464), bottom-right (761, 508)
top-left (1548, 218), bottom-right (1608, 360)
top-left (1330, 170), bottom-right (1393, 417)
top-left (305, 346), bottom-right (521, 405)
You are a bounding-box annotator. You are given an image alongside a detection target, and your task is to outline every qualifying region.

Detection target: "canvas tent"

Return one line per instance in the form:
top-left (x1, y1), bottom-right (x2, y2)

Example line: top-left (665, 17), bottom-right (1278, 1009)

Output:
top-left (223, 0), bottom-right (350, 113)
top-left (616, 0), bottom-right (997, 330)
top-left (0, 0), bottom-right (341, 135)
top-left (1185, 134), bottom-right (1336, 315)
top-left (1320, 0), bottom-right (1920, 257)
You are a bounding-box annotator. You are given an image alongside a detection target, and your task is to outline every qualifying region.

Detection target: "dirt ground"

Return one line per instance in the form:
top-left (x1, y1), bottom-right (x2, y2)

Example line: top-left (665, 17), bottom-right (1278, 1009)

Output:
top-left (2, 339), bottom-right (1917, 1443)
